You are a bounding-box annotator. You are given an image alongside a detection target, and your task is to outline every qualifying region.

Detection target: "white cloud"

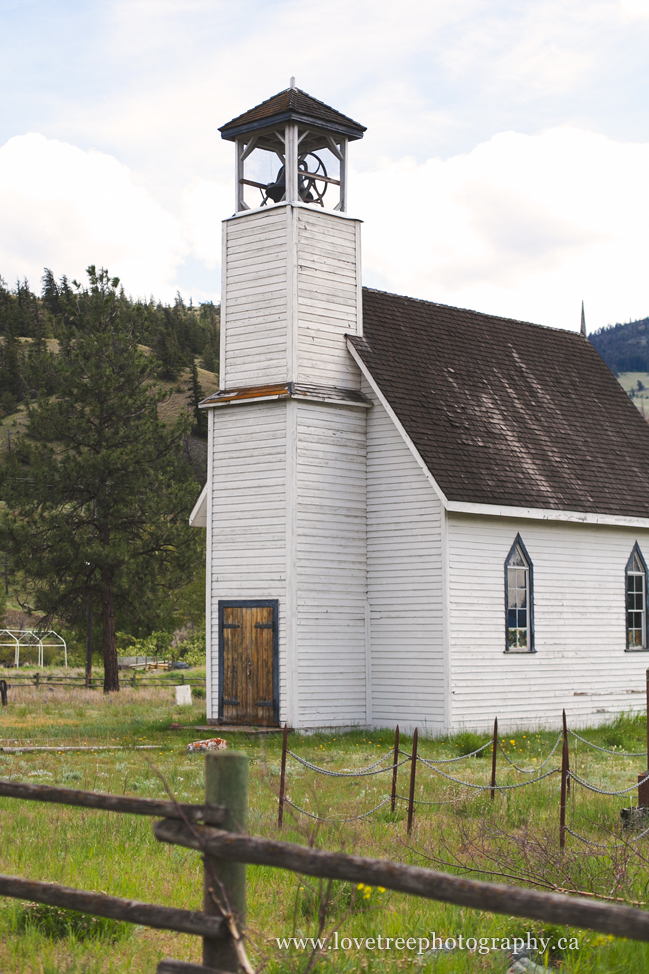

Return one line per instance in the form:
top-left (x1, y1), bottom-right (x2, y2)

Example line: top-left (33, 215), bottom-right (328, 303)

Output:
top-left (181, 179), bottom-right (232, 267)
top-left (620, 0), bottom-right (649, 19)
top-left (4, 125), bottom-right (648, 334)
top-left (0, 133), bottom-right (185, 300)
top-left (350, 127), bottom-right (649, 332)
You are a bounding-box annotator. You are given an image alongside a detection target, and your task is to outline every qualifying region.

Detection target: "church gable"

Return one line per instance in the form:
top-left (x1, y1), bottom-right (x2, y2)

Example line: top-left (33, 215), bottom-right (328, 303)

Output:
top-left (349, 288), bottom-right (649, 519)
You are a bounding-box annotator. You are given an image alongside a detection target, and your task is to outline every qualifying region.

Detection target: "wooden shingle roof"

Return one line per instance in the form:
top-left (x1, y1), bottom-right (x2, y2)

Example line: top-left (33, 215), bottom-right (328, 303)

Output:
top-left (350, 288), bottom-right (649, 517)
top-left (219, 88), bottom-right (366, 141)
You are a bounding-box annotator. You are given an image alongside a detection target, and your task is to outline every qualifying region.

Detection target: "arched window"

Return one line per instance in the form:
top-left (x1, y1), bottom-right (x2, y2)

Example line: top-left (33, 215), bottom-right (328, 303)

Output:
top-left (626, 544), bottom-right (647, 651)
top-left (505, 535), bottom-right (534, 653)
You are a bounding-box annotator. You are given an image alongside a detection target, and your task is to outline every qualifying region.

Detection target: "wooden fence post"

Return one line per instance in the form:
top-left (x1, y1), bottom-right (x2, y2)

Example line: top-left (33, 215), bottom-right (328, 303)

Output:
top-left (563, 708), bottom-right (570, 796)
top-left (407, 728), bottom-right (418, 835)
top-left (560, 709), bottom-right (569, 851)
top-left (203, 750), bottom-right (248, 971)
top-left (278, 724), bottom-right (288, 828)
top-left (391, 725), bottom-right (400, 813)
top-left (490, 717), bottom-right (498, 801)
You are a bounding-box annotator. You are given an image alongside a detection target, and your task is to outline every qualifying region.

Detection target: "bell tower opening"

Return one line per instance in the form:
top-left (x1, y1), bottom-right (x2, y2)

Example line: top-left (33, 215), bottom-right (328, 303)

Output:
top-left (219, 81), bottom-right (366, 214)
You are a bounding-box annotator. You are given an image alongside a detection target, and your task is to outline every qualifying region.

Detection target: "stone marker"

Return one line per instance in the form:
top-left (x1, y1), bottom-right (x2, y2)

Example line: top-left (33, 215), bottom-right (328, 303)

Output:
top-left (175, 685), bottom-right (192, 707)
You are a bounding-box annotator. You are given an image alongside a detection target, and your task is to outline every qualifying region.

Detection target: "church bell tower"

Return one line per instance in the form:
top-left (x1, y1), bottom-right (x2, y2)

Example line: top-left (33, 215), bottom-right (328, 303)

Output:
top-left (201, 85), bottom-right (369, 730)
top-left (216, 81), bottom-right (366, 391)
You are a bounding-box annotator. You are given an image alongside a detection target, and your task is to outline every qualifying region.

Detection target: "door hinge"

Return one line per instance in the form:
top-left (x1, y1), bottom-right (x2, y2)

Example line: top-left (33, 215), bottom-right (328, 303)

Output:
top-left (254, 622), bottom-right (275, 630)
top-left (222, 698), bottom-right (240, 706)
top-left (255, 700), bottom-right (274, 707)
top-left (223, 623), bottom-right (241, 629)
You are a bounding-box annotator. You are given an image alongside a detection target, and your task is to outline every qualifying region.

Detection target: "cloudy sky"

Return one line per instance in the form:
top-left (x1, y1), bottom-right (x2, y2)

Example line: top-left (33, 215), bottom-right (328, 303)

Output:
top-left (2, 0), bottom-right (649, 332)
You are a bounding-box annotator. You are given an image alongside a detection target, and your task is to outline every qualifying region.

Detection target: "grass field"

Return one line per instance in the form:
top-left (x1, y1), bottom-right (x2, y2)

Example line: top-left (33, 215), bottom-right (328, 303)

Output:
top-left (1, 676), bottom-right (649, 973)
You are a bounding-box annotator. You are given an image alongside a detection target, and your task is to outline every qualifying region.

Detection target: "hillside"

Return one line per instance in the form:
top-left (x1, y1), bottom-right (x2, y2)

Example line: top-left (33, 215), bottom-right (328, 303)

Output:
top-left (0, 270), bottom-right (220, 419)
top-left (589, 316), bottom-right (649, 375)
top-left (0, 271), bottom-right (220, 474)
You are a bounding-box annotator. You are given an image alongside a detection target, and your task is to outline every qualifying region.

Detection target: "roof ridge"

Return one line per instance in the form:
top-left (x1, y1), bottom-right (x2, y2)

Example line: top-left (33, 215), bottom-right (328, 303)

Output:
top-left (361, 286), bottom-right (588, 340)
top-left (219, 87), bottom-right (366, 138)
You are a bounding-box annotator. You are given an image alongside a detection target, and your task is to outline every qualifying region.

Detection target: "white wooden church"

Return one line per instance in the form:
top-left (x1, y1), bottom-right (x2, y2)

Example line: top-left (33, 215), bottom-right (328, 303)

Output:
top-left (190, 84), bottom-right (649, 734)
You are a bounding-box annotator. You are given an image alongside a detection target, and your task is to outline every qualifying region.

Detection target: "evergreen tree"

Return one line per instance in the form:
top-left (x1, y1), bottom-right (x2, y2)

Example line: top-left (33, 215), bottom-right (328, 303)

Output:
top-left (188, 360), bottom-right (208, 438)
top-left (0, 267), bottom-right (200, 691)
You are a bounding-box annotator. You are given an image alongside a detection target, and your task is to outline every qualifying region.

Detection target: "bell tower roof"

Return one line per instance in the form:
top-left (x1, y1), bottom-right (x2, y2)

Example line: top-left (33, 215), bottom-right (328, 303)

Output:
top-left (219, 86), bottom-right (366, 142)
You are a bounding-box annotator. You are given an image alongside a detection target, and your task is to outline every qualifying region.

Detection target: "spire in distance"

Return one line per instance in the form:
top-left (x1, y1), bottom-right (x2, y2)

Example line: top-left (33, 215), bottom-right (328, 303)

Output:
top-left (580, 301), bottom-right (586, 337)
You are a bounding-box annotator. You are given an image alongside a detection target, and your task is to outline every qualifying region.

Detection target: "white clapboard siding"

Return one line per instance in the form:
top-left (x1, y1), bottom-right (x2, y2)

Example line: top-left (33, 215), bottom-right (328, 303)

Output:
top-left (208, 402), bottom-right (288, 720)
top-left (221, 205), bottom-right (362, 392)
top-left (363, 378), bottom-right (445, 732)
top-left (222, 208), bottom-right (289, 388)
top-left (295, 209), bottom-right (362, 389)
top-left (447, 514), bottom-right (649, 732)
top-left (293, 401), bottom-right (368, 726)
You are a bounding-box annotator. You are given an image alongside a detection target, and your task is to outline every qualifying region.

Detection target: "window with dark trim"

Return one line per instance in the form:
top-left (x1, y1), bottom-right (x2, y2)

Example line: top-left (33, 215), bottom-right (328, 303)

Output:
top-left (505, 535), bottom-right (534, 653)
top-left (626, 543), bottom-right (647, 651)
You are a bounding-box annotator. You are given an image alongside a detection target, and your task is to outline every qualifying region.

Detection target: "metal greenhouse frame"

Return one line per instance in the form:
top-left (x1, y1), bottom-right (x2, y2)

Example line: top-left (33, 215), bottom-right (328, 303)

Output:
top-left (0, 630), bottom-right (67, 668)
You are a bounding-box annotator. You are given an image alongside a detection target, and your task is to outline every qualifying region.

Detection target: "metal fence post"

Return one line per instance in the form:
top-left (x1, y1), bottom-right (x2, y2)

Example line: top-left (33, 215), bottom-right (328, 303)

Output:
top-left (490, 717), bottom-right (498, 801)
top-left (391, 725), bottom-right (400, 813)
top-left (560, 709), bottom-right (569, 851)
top-left (563, 708), bottom-right (570, 796)
top-left (278, 724), bottom-right (288, 828)
top-left (407, 728), bottom-right (418, 835)
top-left (203, 750), bottom-right (248, 971)
top-left (639, 669), bottom-right (649, 807)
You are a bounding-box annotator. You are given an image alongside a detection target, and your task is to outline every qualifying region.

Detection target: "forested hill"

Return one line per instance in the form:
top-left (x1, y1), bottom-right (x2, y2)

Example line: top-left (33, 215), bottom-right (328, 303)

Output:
top-left (589, 316), bottom-right (649, 376)
top-left (0, 270), bottom-right (220, 418)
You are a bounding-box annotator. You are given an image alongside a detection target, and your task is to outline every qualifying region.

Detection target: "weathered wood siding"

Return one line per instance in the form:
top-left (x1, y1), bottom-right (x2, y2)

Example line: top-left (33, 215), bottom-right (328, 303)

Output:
top-left (363, 378), bottom-right (446, 732)
top-left (293, 400), bottom-right (367, 726)
top-left (221, 208), bottom-right (289, 388)
top-left (207, 402), bottom-right (288, 720)
top-left (221, 205), bottom-right (362, 391)
top-left (296, 209), bottom-right (362, 389)
top-left (447, 514), bottom-right (649, 731)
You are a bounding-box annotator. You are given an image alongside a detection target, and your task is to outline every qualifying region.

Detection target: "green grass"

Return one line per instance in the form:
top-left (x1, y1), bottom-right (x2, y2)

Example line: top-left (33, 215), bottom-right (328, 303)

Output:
top-left (1, 687), bottom-right (649, 972)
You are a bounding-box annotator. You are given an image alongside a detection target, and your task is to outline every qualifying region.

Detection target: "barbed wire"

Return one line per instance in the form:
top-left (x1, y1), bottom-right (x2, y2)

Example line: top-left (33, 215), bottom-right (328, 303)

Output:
top-left (400, 741), bottom-right (493, 764)
top-left (423, 764), bottom-right (560, 791)
top-left (568, 729), bottom-right (647, 758)
top-left (497, 734), bottom-right (563, 774)
top-left (287, 750), bottom-right (409, 778)
top-left (394, 792), bottom-right (462, 806)
top-left (284, 796), bottom-right (392, 823)
top-left (568, 769), bottom-right (646, 797)
top-left (566, 823), bottom-right (649, 849)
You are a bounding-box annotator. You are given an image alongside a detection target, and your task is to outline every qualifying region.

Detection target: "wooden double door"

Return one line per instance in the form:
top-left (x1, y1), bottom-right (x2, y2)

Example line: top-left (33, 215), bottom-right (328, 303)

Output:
top-left (218, 601), bottom-right (278, 726)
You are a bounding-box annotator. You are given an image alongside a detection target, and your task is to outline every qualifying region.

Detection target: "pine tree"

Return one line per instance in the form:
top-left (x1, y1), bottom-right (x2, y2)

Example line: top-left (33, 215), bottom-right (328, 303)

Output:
top-left (0, 267), bottom-right (199, 691)
top-left (188, 360), bottom-right (208, 438)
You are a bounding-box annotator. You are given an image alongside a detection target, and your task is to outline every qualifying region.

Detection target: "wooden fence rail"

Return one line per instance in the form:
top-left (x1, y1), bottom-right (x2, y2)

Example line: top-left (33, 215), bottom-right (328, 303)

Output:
top-left (0, 874), bottom-right (226, 940)
top-left (154, 816), bottom-right (649, 942)
top-left (2, 746), bottom-right (649, 972)
top-left (0, 778), bottom-right (227, 826)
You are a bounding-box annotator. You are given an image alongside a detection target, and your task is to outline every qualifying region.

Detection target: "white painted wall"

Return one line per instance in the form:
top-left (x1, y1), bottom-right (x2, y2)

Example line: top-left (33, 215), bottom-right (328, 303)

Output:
top-left (293, 399), bottom-right (367, 727)
top-left (447, 513), bottom-right (649, 732)
top-left (296, 209), bottom-right (362, 389)
top-left (220, 204), bottom-right (362, 391)
top-left (363, 378), bottom-right (446, 733)
top-left (208, 401), bottom-right (288, 719)
top-left (221, 207), bottom-right (289, 388)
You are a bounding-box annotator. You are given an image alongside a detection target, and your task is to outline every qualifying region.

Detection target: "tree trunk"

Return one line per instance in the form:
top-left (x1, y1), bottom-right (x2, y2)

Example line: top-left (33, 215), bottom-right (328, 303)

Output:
top-left (101, 573), bottom-right (119, 692)
top-left (85, 590), bottom-right (93, 688)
